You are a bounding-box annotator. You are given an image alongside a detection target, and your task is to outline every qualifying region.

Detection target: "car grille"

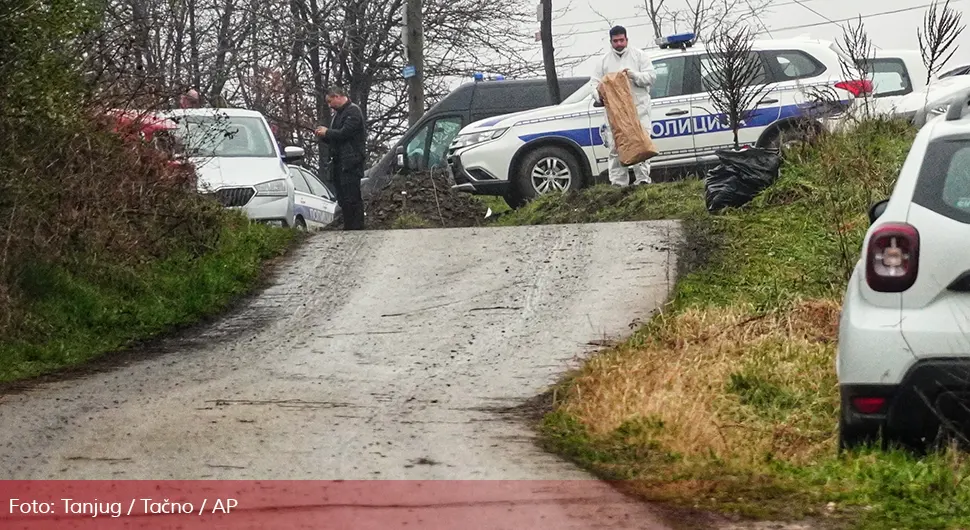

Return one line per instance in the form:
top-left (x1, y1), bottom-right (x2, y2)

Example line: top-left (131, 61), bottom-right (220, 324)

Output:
top-left (211, 187), bottom-right (255, 207)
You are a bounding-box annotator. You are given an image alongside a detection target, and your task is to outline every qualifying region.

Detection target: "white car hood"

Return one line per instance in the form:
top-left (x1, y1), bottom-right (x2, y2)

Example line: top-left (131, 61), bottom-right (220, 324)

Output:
top-left (895, 76), bottom-right (970, 114)
top-left (464, 101), bottom-right (588, 132)
top-left (190, 156), bottom-right (288, 191)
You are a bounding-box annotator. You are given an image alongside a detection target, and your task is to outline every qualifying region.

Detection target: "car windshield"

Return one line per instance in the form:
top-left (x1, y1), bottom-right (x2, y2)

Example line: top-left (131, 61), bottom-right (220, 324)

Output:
top-left (560, 83), bottom-right (593, 105)
top-left (170, 114), bottom-right (277, 158)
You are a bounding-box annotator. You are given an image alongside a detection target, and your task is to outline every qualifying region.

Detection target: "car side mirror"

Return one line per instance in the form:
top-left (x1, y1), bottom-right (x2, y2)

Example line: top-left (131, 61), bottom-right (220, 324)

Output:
top-left (394, 145), bottom-right (408, 171)
top-left (282, 146), bottom-right (305, 163)
top-left (868, 199), bottom-right (888, 225)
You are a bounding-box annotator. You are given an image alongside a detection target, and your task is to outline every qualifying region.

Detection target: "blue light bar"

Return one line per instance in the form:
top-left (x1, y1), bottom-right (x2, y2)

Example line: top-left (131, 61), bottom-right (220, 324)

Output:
top-left (474, 72), bottom-right (484, 81)
top-left (494, 75), bottom-right (505, 81)
top-left (656, 32), bottom-right (695, 49)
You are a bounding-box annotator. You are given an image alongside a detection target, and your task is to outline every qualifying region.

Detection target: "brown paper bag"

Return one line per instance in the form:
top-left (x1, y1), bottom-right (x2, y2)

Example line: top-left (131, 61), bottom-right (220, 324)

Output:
top-left (598, 71), bottom-right (659, 166)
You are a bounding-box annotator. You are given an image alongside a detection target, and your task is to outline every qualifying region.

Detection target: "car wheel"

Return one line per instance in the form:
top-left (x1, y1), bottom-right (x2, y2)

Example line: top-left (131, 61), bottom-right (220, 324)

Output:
top-left (294, 216), bottom-right (308, 232)
top-left (765, 123), bottom-right (815, 153)
top-left (837, 406), bottom-right (881, 452)
top-left (515, 146), bottom-right (583, 203)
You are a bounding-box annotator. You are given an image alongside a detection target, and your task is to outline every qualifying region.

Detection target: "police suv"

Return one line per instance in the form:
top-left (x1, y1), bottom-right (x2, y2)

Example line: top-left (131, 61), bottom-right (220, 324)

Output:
top-left (447, 33), bottom-right (868, 208)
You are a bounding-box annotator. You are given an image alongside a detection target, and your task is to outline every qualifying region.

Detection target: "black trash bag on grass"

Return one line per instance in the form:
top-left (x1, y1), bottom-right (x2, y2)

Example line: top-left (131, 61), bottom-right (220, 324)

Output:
top-left (704, 147), bottom-right (781, 213)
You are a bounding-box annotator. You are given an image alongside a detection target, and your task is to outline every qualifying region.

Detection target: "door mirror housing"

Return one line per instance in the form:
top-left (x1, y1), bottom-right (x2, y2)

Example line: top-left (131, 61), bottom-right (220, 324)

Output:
top-left (394, 145), bottom-right (408, 171)
top-left (282, 146), bottom-right (305, 163)
top-left (868, 199), bottom-right (888, 225)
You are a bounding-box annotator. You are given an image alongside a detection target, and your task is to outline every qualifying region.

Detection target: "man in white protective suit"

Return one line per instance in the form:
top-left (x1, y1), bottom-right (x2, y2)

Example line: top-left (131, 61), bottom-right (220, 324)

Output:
top-left (591, 25), bottom-right (657, 187)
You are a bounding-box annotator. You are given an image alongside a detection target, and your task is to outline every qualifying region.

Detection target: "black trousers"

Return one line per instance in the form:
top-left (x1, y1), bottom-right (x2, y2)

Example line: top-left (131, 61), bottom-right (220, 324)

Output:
top-left (334, 163), bottom-right (365, 230)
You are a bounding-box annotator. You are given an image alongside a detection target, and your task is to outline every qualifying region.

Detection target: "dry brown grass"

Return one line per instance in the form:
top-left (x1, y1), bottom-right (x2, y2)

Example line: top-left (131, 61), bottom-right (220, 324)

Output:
top-left (556, 298), bottom-right (842, 467)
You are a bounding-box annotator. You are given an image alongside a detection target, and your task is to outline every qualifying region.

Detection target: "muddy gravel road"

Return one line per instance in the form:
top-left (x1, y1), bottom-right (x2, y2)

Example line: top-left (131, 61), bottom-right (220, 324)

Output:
top-left (0, 220), bottom-right (787, 529)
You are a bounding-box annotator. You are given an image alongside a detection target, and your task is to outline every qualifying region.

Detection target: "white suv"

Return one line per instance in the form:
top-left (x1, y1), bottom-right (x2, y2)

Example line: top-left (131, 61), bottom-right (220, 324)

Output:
top-left (447, 34), bottom-right (865, 207)
top-left (836, 88), bottom-right (970, 451)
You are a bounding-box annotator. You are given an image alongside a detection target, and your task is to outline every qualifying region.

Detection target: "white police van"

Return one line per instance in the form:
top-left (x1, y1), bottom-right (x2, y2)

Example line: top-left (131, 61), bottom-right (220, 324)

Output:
top-left (447, 33), bottom-right (868, 208)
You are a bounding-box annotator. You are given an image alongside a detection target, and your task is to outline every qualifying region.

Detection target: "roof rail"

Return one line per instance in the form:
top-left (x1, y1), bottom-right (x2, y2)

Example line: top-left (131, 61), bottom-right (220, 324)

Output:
top-left (945, 88), bottom-right (970, 121)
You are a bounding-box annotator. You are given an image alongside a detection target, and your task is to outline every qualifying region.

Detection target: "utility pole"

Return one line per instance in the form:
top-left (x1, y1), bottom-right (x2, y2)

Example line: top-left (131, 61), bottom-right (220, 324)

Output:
top-left (539, 0), bottom-right (560, 104)
top-left (405, 0), bottom-right (425, 126)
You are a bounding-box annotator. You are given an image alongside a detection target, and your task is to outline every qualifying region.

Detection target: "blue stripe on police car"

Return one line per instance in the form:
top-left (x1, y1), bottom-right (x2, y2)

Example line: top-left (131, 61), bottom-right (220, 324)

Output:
top-left (517, 103), bottom-right (812, 145)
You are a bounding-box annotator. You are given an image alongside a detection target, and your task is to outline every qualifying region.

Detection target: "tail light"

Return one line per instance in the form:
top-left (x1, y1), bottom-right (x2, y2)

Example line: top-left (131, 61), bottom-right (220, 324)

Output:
top-left (835, 80), bottom-right (874, 97)
top-left (865, 223), bottom-right (920, 292)
top-left (851, 397), bottom-right (887, 414)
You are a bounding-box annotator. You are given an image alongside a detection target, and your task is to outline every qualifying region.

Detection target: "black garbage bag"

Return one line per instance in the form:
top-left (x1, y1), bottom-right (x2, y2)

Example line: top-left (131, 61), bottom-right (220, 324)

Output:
top-left (704, 147), bottom-right (781, 213)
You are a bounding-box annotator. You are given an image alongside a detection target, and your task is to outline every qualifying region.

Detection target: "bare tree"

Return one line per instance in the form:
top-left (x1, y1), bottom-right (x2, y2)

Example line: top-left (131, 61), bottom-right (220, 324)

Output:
top-left (78, 0), bottom-right (570, 186)
top-left (835, 15), bottom-right (876, 120)
top-left (639, 0), bottom-right (774, 43)
top-left (918, 0), bottom-right (966, 84)
top-left (701, 26), bottom-right (772, 150)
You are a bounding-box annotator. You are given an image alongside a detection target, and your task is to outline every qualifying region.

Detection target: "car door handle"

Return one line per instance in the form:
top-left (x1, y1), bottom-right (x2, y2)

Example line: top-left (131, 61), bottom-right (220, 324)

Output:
top-left (760, 98), bottom-right (779, 104)
top-left (665, 109), bottom-right (689, 116)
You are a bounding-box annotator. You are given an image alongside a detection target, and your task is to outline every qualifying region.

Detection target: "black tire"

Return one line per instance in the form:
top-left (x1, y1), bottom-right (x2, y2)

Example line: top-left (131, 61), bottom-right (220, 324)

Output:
top-left (502, 190), bottom-right (527, 210)
top-left (294, 216), bottom-right (308, 232)
top-left (513, 146), bottom-right (584, 203)
top-left (838, 406), bottom-right (881, 453)
top-left (764, 123), bottom-right (815, 153)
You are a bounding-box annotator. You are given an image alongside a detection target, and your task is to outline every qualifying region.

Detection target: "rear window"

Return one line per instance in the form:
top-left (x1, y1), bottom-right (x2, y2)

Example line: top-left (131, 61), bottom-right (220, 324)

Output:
top-left (913, 137), bottom-right (970, 224)
top-left (472, 83), bottom-right (555, 110)
top-left (763, 50), bottom-right (826, 81)
top-left (866, 58), bottom-right (913, 98)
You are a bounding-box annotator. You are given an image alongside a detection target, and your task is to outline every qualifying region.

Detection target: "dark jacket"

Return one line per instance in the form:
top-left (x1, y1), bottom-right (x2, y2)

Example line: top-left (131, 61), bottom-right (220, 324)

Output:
top-left (321, 100), bottom-right (366, 175)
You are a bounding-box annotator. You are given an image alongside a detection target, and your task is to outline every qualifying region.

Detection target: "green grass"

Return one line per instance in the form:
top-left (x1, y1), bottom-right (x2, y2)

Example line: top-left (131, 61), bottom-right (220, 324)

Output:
top-left (391, 212), bottom-right (432, 229)
top-left (534, 119), bottom-right (970, 529)
top-left (473, 195), bottom-right (513, 217)
top-left (0, 215), bottom-right (295, 382)
top-left (492, 178), bottom-right (706, 226)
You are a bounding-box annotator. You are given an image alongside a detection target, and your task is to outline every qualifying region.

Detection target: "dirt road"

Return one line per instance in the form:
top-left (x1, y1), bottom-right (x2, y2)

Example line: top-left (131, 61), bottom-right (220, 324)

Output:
top-left (0, 221), bottom-right (711, 528)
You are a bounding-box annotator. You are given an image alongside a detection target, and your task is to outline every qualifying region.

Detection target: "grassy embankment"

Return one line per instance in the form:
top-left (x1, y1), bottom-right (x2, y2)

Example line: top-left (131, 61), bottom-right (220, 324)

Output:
top-left (503, 119), bottom-right (970, 529)
top-left (0, 216), bottom-right (295, 384)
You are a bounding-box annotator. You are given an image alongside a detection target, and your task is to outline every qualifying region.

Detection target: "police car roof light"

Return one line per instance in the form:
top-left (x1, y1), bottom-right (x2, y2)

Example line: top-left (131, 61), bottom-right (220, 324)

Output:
top-left (495, 75), bottom-right (505, 81)
top-left (474, 72), bottom-right (484, 81)
top-left (656, 32), bottom-right (695, 49)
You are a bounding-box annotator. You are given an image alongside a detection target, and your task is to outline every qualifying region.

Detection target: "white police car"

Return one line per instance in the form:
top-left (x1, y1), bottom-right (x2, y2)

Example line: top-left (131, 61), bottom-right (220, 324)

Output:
top-left (448, 33), bottom-right (866, 208)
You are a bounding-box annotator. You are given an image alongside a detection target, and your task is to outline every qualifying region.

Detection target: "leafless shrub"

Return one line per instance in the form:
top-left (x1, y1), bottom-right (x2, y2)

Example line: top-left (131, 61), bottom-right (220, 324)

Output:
top-left (701, 26), bottom-right (773, 150)
top-left (835, 16), bottom-right (876, 120)
top-left (918, 0), bottom-right (966, 85)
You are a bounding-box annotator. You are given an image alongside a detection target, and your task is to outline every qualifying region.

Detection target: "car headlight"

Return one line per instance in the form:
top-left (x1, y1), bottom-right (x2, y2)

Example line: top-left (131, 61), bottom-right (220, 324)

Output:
top-left (254, 178), bottom-right (288, 196)
top-left (451, 128), bottom-right (508, 150)
top-left (929, 104), bottom-right (949, 116)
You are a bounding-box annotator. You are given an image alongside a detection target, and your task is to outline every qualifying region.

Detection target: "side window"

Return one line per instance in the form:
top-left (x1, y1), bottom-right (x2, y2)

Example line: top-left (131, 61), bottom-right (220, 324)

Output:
top-left (914, 139), bottom-right (970, 225)
top-left (289, 168), bottom-right (311, 194)
top-left (650, 56), bottom-right (687, 99)
top-left (405, 121), bottom-right (432, 171)
top-left (763, 50), bottom-right (826, 81)
top-left (697, 52), bottom-right (768, 93)
top-left (866, 58), bottom-right (913, 98)
top-left (943, 146), bottom-right (970, 212)
top-left (428, 117), bottom-right (463, 168)
top-left (302, 170), bottom-right (333, 199)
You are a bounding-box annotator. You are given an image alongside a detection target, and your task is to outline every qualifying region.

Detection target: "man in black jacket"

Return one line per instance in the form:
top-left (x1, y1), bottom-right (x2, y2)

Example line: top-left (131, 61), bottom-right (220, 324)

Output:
top-left (315, 87), bottom-right (367, 230)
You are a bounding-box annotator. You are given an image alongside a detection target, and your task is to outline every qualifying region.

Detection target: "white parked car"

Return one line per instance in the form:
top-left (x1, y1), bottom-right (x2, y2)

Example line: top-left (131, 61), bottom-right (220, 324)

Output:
top-left (447, 33), bottom-right (866, 207)
top-left (896, 75), bottom-right (970, 127)
top-left (855, 49), bottom-right (931, 117)
top-left (836, 88), bottom-right (970, 451)
top-left (160, 107), bottom-right (322, 230)
top-left (286, 164), bottom-right (341, 230)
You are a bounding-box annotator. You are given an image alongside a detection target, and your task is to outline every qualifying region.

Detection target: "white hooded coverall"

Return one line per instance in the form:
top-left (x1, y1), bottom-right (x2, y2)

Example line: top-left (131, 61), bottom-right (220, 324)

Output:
top-left (591, 46), bottom-right (657, 186)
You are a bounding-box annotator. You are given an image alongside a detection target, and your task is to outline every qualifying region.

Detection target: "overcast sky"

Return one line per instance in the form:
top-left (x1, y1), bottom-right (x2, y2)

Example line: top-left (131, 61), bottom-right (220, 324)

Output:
top-left (534, 0), bottom-right (970, 77)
